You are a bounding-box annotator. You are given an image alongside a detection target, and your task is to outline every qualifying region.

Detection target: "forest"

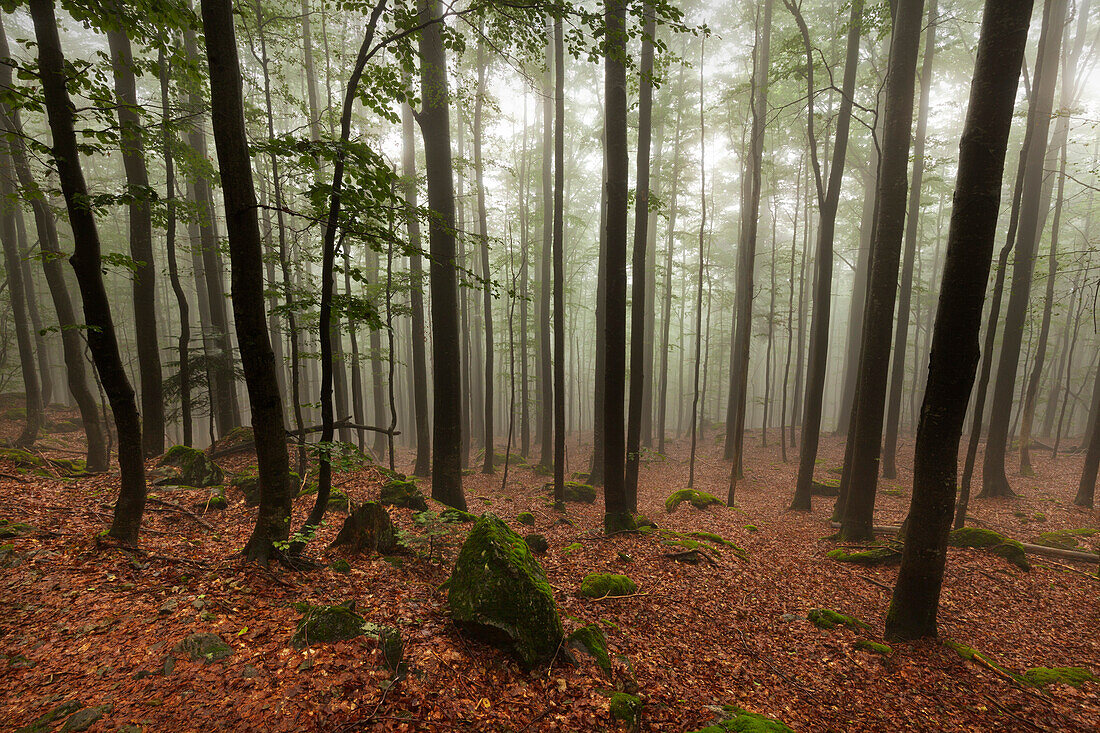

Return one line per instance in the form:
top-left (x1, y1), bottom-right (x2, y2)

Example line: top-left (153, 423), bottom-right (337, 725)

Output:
top-left (0, 0), bottom-right (1098, 730)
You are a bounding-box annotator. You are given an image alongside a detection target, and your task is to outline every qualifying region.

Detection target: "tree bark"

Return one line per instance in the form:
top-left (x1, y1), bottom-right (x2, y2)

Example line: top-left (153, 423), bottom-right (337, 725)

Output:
top-left (200, 0), bottom-right (291, 564)
top-left (31, 0), bottom-right (146, 544)
top-left (887, 0), bottom-right (1032, 639)
top-left (552, 15), bottom-right (566, 507)
top-left (656, 64), bottom-right (684, 458)
top-left (473, 30), bottom-right (495, 475)
top-left (539, 21), bottom-right (554, 473)
top-left (418, 0), bottom-right (465, 510)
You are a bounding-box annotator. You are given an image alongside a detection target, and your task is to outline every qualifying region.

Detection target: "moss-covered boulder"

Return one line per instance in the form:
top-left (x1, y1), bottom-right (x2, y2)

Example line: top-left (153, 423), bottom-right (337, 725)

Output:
top-left (665, 488), bottom-right (724, 513)
top-left (826, 545), bottom-right (901, 566)
top-left (524, 533), bottom-right (548, 555)
top-left (567, 624), bottom-right (611, 676)
top-left (1031, 528), bottom-right (1097, 550)
top-left (203, 486), bottom-right (228, 510)
top-left (608, 692), bottom-right (641, 727)
top-left (687, 707), bottom-right (794, 733)
top-left (807, 608), bottom-right (869, 631)
top-left (579, 573), bottom-right (637, 599)
top-left (949, 526), bottom-right (1029, 571)
top-left (156, 446), bottom-right (223, 488)
top-left (1021, 666), bottom-right (1098, 688)
top-left (292, 602), bottom-right (366, 648)
top-left (0, 448), bottom-right (46, 471)
top-left (810, 479), bottom-right (840, 497)
top-left (441, 507), bottom-right (477, 523)
top-left (380, 476), bottom-right (429, 511)
top-left (174, 632), bottom-right (234, 662)
top-left (14, 700), bottom-right (85, 733)
top-left (209, 426), bottom-right (254, 454)
top-left (447, 514), bottom-right (564, 667)
top-left (232, 470), bottom-right (302, 507)
top-left (516, 512), bottom-right (536, 526)
top-left (330, 501), bottom-right (401, 554)
top-left (563, 481), bottom-right (597, 504)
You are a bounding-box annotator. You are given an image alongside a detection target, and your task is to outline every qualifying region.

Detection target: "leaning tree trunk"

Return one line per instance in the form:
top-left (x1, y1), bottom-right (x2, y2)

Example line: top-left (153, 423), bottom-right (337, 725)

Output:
top-left (200, 0), bottom-right (291, 565)
top-left (602, 0), bottom-right (630, 533)
top-left (0, 17), bottom-right (107, 469)
top-left (887, 0), bottom-right (1032, 640)
top-left (624, 2), bottom-right (655, 511)
top-left (31, 0), bottom-right (146, 544)
top-left (418, 0), bottom-right (466, 510)
top-left (882, 0), bottom-right (938, 480)
top-left (107, 19), bottom-right (164, 456)
top-left (840, 0), bottom-right (925, 542)
top-left (980, 0), bottom-right (1067, 499)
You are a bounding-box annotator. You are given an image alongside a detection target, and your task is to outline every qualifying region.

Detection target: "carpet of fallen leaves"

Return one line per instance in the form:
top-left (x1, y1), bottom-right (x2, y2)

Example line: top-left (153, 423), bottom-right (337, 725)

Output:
top-left (1, 404), bottom-right (1098, 732)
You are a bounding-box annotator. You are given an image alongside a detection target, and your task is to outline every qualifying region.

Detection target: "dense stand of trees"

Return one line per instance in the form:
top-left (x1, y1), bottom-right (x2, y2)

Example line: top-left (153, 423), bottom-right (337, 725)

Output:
top-left (0, 0), bottom-right (1097, 630)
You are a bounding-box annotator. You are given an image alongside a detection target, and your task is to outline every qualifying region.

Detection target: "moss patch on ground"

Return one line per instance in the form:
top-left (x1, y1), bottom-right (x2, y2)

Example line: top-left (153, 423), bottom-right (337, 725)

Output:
top-left (687, 706), bottom-right (794, 733)
top-left (579, 573), bottom-right (638, 599)
top-left (808, 608), bottom-right (870, 631)
top-left (949, 527), bottom-right (1029, 571)
top-left (1020, 666), bottom-right (1098, 688)
top-left (826, 545), bottom-right (901, 566)
top-left (665, 489), bottom-right (724, 513)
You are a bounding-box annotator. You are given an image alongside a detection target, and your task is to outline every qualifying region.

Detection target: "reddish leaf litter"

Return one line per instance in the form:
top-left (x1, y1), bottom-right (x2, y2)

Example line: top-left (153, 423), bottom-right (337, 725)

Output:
top-left (1, 410), bottom-right (1097, 732)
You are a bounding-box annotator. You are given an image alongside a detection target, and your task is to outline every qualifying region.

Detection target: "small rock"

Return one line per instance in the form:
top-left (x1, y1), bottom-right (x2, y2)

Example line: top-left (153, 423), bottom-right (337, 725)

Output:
top-left (174, 632), bottom-right (234, 663)
top-left (241, 664), bottom-right (259, 679)
top-left (61, 705), bottom-right (109, 732)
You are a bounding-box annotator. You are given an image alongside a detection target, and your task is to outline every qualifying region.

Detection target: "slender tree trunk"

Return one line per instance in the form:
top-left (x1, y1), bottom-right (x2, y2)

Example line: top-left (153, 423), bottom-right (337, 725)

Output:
top-left (657, 65), bottom-right (684, 457)
top-left (519, 94), bottom-right (531, 459)
top-left (980, 0), bottom-right (1067, 498)
top-left (418, 0), bottom-right (465, 510)
top-left (888, 0), bottom-right (1033, 640)
top-left (16, 214), bottom-right (51, 409)
top-left (840, 0), bottom-right (925, 540)
top-left (780, 157), bottom-right (802, 463)
top-left (539, 22), bottom-right (554, 473)
top-left (472, 31), bottom-right (495, 474)
top-left (762, 202), bottom-right (777, 447)
top-left (107, 20), bottom-right (163, 456)
top-left (402, 98), bottom-right (431, 475)
top-left (688, 40), bottom-right (707, 490)
top-left (551, 16), bottom-right (567, 506)
top-left (1052, 273), bottom-right (1085, 458)
top-left (31, 0), bottom-right (145, 543)
top-left (789, 0), bottom-right (863, 510)
top-left (625, 2), bottom-right (655, 510)
top-left (726, 0), bottom-right (775, 490)
top-left (882, 0), bottom-right (937, 479)
top-left (1074, 356), bottom-right (1100, 508)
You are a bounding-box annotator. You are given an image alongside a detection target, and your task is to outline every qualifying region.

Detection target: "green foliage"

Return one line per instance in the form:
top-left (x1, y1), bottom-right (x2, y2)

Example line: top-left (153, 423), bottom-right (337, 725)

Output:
top-left (579, 573), bottom-right (638, 599)
top-left (665, 489), bottom-right (724, 513)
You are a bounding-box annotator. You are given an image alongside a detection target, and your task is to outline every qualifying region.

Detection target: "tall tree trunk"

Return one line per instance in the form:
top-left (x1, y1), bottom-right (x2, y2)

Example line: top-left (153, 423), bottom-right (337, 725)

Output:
top-left (418, 0), bottom-right (465, 510)
top-left (839, 0), bottom-right (925, 540)
top-left (725, 0), bottom-right (775, 490)
top-left (1074, 357), bottom-right (1100, 508)
top-left (657, 65), bottom-right (684, 457)
top-left (789, 0), bottom-right (863, 510)
top-left (31, 0), bottom-right (145, 542)
top-left (688, 40), bottom-right (707, 490)
top-left (16, 213), bottom-right (51, 409)
top-left (780, 157), bottom-right (803, 463)
top-left (159, 48), bottom-right (192, 447)
top-left (980, 0), bottom-right (1067, 498)
top-left (887, 0), bottom-right (1032, 639)
top-left (201, 0), bottom-right (290, 564)
top-left (552, 15), bottom-right (566, 506)
top-left (882, 0), bottom-right (937, 479)
top-left (401, 98), bottom-right (431, 476)
top-left (519, 94), bottom-right (531, 459)
top-left (625, 2), bottom-right (655, 510)
top-left (107, 19), bottom-right (163, 456)
top-left (0, 18), bottom-right (106, 469)
top-left (602, 0), bottom-right (630, 532)
top-left (539, 22), bottom-right (554, 473)
top-left (473, 31), bottom-right (495, 474)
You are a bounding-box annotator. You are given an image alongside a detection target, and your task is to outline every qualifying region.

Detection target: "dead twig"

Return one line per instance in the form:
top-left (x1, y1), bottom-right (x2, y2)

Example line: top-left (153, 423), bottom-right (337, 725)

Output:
top-left (981, 693), bottom-right (1050, 732)
top-left (1033, 559), bottom-right (1100, 581)
top-left (0, 471), bottom-right (27, 482)
top-left (143, 497), bottom-right (218, 533)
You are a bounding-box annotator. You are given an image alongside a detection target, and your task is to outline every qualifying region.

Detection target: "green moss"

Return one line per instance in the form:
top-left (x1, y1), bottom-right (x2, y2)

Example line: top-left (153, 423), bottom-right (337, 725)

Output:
top-left (854, 639), bottom-right (892, 655)
top-left (379, 477), bottom-right (429, 511)
top-left (686, 707), bottom-right (795, 733)
top-left (204, 486), bottom-right (228, 510)
top-left (292, 602), bottom-right (366, 648)
top-left (158, 446), bottom-right (223, 487)
top-left (562, 542), bottom-right (582, 554)
top-left (567, 624), bottom-right (610, 675)
top-left (826, 546), bottom-right (901, 566)
top-left (0, 519), bottom-right (35, 538)
top-left (944, 640), bottom-right (1019, 681)
top-left (1032, 528), bottom-right (1098, 550)
top-left (175, 632), bottom-right (234, 662)
top-left (516, 512), bottom-right (535, 526)
top-left (447, 514), bottom-right (563, 667)
top-left (3, 407), bottom-right (26, 420)
top-left (665, 488), bottom-right (724, 513)
top-left (744, 524), bottom-right (759, 532)
top-left (1020, 666), bottom-right (1098, 688)
top-left (882, 488), bottom-right (904, 497)
top-left (440, 507), bottom-right (477, 523)
top-left (0, 448), bottom-right (45, 469)
top-left (949, 526), bottom-right (1029, 571)
top-left (810, 480), bottom-right (840, 497)
top-left (330, 559), bottom-right (351, 573)
top-left (579, 573), bottom-right (637, 599)
top-left (608, 692), bottom-right (641, 726)
top-left (807, 608), bottom-right (870, 630)
top-left (524, 533), bottom-right (548, 554)
top-left (1033, 512), bottom-right (1047, 522)
top-left (563, 481), bottom-right (597, 504)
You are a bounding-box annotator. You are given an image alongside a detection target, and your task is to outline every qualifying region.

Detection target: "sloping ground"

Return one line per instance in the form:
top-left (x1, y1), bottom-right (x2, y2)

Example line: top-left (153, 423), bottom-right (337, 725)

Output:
top-left (0, 417), bottom-right (1097, 732)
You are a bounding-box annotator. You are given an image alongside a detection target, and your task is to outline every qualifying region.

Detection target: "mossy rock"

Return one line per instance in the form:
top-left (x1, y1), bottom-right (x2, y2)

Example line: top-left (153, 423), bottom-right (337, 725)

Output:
top-left (854, 639), bottom-right (892, 655)
top-left (230, 470), bottom-right (302, 507)
top-left (292, 602), bottom-right (366, 648)
top-left (174, 632), bottom-right (234, 662)
top-left (524, 533), bottom-right (549, 555)
top-left (380, 477), bottom-right (429, 511)
top-left (1031, 528), bottom-right (1097, 550)
top-left (949, 527), bottom-right (1029, 570)
top-left (567, 624), bottom-right (611, 676)
top-left (59, 705), bottom-right (109, 732)
top-left (0, 448), bottom-right (45, 470)
top-left (44, 419), bottom-right (81, 434)
top-left (209, 426), bottom-right (254, 452)
top-left (203, 486), bottom-right (228, 511)
top-left (665, 488), bottom-right (724, 513)
top-left (807, 608), bottom-right (869, 631)
top-left (516, 512), bottom-right (535, 526)
top-left (579, 573), bottom-right (637, 599)
top-left (2, 407), bottom-right (26, 420)
top-left (330, 502), bottom-right (401, 555)
top-left (826, 546), bottom-right (901, 566)
top-left (0, 519), bottom-right (35, 538)
top-left (562, 542), bottom-right (582, 554)
top-left (810, 480), bottom-right (840, 497)
top-left (157, 446), bottom-right (223, 488)
top-left (440, 507), bottom-right (477, 523)
top-left (447, 514), bottom-right (564, 667)
top-left (563, 481), bottom-right (597, 504)
top-left (330, 559), bottom-right (351, 573)
top-left (1021, 666), bottom-right (1098, 688)
top-left (608, 692), bottom-right (641, 726)
top-left (15, 701), bottom-right (88, 733)
top-left (687, 706), bottom-right (794, 733)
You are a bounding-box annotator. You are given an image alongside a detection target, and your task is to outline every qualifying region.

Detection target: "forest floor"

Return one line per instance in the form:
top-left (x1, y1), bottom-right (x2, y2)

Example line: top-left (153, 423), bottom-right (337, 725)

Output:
top-left (1, 402), bottom-right (1098, 732)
